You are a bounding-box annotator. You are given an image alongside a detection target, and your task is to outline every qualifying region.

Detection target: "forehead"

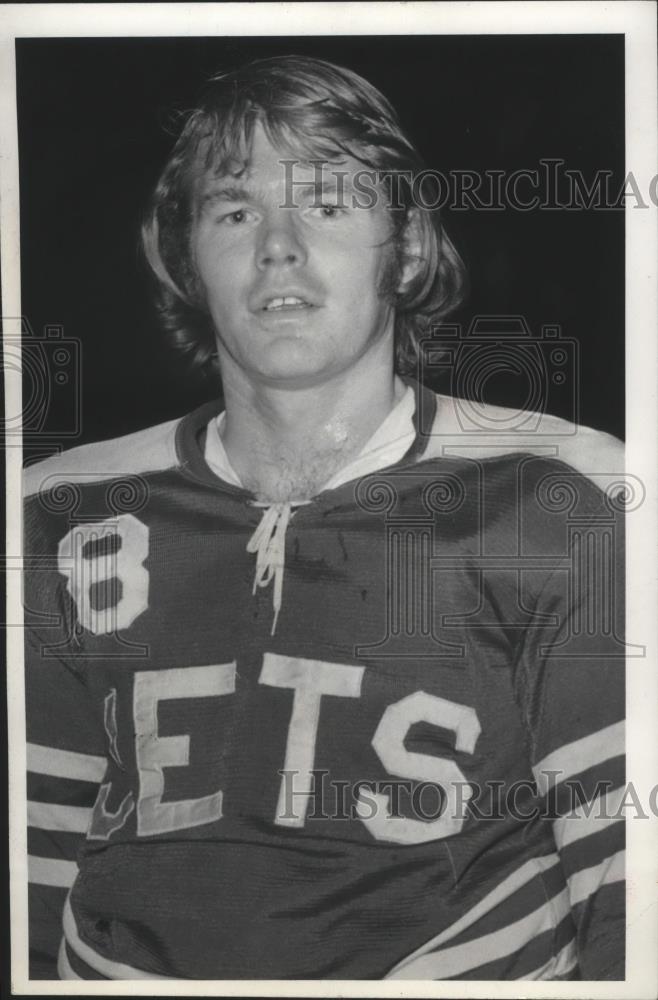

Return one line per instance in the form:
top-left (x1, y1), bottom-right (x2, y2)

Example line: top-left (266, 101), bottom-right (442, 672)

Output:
top-left (196, 122), bottom-right (369, 198)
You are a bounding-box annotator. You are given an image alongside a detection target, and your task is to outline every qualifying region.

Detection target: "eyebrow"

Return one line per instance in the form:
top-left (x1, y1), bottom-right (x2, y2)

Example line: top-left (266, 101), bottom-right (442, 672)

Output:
top-left (199, 175), bottom-right (357, 211)
top-left (199, 184), bottom-right (255, 209)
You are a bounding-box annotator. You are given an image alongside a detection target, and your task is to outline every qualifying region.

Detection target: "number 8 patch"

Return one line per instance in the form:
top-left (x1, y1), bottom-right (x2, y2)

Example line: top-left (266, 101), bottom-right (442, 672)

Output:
top-left (57, 514), bottom-right (149, 635)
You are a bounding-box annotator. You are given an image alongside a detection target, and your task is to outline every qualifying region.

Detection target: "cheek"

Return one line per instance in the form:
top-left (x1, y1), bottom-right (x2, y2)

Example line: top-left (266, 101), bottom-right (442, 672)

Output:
top-left (328, 242), bottom-right (393, 301)
top-left (350, 248), bottom-right (398, 311)
top-left (192, 237), bottom-right (213, 295)
top-left (195, 245), bottom-right (242, 311)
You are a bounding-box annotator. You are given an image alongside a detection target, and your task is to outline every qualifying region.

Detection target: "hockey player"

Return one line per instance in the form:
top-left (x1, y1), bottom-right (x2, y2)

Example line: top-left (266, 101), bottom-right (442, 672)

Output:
top-left (24, 55), bottom-right (625, 980)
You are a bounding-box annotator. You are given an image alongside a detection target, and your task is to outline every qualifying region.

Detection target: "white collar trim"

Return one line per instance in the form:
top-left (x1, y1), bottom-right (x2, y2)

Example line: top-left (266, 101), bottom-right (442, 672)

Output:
top-left (203, 384), bottom-right (417, 494)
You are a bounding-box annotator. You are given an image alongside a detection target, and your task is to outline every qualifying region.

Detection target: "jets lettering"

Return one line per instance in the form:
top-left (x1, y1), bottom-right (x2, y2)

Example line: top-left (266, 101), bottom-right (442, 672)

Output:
top-left (95, 654), bottom-right (480, 845)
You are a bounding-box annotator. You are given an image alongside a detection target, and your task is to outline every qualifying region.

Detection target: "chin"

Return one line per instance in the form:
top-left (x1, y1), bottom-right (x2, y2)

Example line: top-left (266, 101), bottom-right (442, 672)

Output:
top-left (257, 366), bottom-right (332, 389)
top-left (252, 342), bottom-right (332, 383)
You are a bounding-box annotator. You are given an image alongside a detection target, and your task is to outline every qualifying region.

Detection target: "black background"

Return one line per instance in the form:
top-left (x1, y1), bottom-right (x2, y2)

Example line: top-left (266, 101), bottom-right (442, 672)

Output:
top-left (16, 35), bottom-right (625, 453)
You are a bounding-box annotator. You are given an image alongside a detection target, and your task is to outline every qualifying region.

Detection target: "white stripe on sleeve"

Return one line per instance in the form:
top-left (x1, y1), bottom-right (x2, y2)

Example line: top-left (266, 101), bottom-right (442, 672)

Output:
top-left (388, 889), bottom-right (571, 980)
top-left (28, 800), bottom-right (92, 833)
top-left (553, 786), bottom-right (625, 850)
top-left (57, 939), bottom-right (83, 980)
top-left (386, 853), bottom-right (560, 976)
top-left (28, 855), bottom-right (78, 887)
top-left (27, 742), bottom-right (106, 782)
top-left (568, 849), bottom-right (624, 907)
top-left (520, 938), bottom-right (577, 980)
top-left (533, 721), bottom-right (624, 795)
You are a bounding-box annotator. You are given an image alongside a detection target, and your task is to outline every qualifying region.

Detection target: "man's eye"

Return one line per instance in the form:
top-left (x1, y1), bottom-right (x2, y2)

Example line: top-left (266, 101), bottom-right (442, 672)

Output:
top-left (219, 208), bottom-right (251, 225)
top-left (309, 203), bottom-right (346, 219)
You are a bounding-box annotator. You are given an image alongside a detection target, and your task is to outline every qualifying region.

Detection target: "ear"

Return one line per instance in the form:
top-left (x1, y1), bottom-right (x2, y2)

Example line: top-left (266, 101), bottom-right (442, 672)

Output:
top-left (397, 209), bottom-right (424, 291)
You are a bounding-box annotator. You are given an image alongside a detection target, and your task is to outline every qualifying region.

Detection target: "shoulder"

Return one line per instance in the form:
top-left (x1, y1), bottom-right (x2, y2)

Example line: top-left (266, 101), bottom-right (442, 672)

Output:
top-left (423, 393), bottom-right (624, 494)
top-left (23, 416), bottom-right (182, 500)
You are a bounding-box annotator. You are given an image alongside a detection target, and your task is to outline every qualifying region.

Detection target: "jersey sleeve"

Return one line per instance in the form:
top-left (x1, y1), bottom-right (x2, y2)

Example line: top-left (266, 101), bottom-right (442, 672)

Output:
top-left (24, 503), bottom-right (107, 979)
top-left (517, 498), bottom-right (625, 980)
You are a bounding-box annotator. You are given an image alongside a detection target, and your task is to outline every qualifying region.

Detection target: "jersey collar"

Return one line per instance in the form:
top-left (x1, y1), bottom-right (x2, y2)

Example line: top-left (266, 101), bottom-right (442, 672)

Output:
top-left (175, 377), bottom-right (438, 496)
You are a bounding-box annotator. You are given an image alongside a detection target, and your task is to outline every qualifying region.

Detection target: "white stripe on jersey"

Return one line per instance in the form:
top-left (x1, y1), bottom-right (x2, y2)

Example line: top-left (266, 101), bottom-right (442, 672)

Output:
top-left (386, 853), bottom-right (560, 977)
top-left (57, 939), bottom-right (82, 980)
top-left (28, 800), bottom-right (92, 833)
top-left (28, 856), bottom-right (78, 887)
top-left (521, 938), bottom-right (578, 980)
top-left (533, 721), bottom-right (624, 795)
top-left (63, 897), bottom-right (175, 980)
top-left (568, 849), bottom-right (624, 907)
top-left (387, 888), bottom-right (572, 979)
top-left (27, 742), bottom-right (106, 782)
top-left (553, 786), bottom-right (625, 850)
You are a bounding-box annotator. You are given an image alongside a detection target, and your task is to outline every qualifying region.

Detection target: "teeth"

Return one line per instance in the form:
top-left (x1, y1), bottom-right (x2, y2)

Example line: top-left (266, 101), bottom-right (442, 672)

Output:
top-left (264, 296), bottom-right (308, 310)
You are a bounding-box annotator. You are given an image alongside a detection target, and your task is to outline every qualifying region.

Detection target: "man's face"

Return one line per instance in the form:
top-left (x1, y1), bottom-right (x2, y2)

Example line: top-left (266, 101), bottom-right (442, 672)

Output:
top-left (192, 124), bottom-right (397, 389)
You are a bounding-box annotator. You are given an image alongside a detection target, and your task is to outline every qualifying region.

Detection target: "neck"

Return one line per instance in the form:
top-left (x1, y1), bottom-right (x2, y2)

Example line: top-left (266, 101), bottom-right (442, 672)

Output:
top-left (219, 353), bottom-right (404, 502)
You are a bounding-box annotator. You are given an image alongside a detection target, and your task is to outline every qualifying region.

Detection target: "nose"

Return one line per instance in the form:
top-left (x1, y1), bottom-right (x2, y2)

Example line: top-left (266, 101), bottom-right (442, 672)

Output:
top-left (256, 212), bottom-right (307, 271)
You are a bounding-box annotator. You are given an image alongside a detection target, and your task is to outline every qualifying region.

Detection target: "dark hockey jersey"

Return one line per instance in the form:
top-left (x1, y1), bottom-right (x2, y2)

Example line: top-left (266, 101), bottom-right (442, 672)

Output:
top-left (23, 382), bottom-right (625, 981)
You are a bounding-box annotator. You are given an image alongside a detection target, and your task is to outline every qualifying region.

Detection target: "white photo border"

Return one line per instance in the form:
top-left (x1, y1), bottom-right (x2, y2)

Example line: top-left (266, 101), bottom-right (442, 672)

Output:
top-left (2, 2), bottom-right (657, 997)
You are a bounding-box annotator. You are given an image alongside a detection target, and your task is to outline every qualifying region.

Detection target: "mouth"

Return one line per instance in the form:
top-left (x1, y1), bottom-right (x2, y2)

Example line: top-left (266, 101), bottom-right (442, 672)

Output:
top-left (261, 296), bottom-right (314, 312)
